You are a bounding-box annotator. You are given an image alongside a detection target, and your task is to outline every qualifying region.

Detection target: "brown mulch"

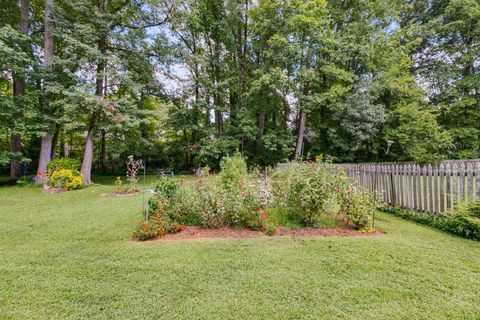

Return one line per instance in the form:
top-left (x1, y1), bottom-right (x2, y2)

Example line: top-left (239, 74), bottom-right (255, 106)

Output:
top-left (42, 188), bottom-right (68, 193)
top-left (101, 192), bottom-right (139, 197)
top-left (144, 226), bottom-right (382, 242)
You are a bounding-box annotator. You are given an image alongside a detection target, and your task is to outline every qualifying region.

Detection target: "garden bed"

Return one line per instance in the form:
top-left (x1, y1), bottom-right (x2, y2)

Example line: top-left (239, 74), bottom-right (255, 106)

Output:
top-left (135, 225), bottom-right (382, 242)
top-left (101, 191), bottom-right (139, 197)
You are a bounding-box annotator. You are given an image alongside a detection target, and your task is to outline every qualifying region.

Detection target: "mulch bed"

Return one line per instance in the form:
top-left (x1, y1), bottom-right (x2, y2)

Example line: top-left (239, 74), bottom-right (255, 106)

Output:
top-left (42, 188), bottom-right (68, 193)
top-left (101, 192), bottom-right (139, 197)
top-left (143, 226), bottom-right (382, 242)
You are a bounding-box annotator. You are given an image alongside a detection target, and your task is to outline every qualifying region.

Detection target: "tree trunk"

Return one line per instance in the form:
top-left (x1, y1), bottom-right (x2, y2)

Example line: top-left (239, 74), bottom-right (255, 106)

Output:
top-left (50, 127), bottom-right (60, 160)
top-left (35, 0), bottom-right (54, 184)
top-left (80, 0), bottom-right (105, 185)
top-left (294, 111), bottom-right (306, 160)
top-left (256, 112), bottom-right (266, 153)
top-left (100, 128), bottom-right (106, 173)
top-left (81, 124), bottom-right (96, 185)
top-left (37, 133), bottom-right (53, 182)
top-left (10, 0), bottom-right (29, 182)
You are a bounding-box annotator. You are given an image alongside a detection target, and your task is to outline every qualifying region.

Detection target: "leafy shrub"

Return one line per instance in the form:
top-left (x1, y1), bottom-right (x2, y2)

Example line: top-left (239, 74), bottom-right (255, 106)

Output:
top-left (271, 162), bottom-right (374, 229)
top-left (339, 185), bottom-right (374, 229)
top-left (48, 169), bottom-right (84, 190)
top-left (114, 177), bottom-right (126, 193)
top-left (131, 210), bottom-right (186, 241)
top-left (380, 205), bottom-right (480, 241)
top-left (147, 165), bottom-right (266, 232)
top-left (153, 176), bottom-right (181, 198)
top-left (47, 158), bottom-right (81, 174)
top-left (219, 152), bottom-right (247, 187)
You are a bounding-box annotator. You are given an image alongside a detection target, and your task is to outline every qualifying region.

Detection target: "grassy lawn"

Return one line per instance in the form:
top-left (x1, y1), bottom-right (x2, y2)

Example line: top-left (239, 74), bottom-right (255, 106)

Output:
top-left (0, 176), bottom-right (479, 319)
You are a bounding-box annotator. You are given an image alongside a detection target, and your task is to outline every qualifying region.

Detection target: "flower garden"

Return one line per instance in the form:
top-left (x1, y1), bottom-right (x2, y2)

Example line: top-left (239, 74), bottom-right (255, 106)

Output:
top-left (131, 155), bottom-right (379, 241)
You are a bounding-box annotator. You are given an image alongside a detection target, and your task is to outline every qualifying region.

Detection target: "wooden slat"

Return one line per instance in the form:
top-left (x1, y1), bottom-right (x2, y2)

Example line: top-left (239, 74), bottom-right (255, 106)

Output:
top-left (433, 165), bottom-right (439, 213)
top-left (428, 164), bottom-right (433, 212)
top-left (452, 163), bottom-right (458, 210)
top-left (422, 165), bottom-right (428, 211)
top-left (475, 161), bottom-right (480, 201)
top-left (412, 164), bottom-right (418, 210)
top-left (399, 165), bottom-right (405, 208)
top-left (439, 164), bottom-right (445, 213)
top-left (467, 162), bottom-right (474, 203)
top-left (445, 163), bottom-right (452, 212)
top-left (459, 162), bottom-right (466, 204)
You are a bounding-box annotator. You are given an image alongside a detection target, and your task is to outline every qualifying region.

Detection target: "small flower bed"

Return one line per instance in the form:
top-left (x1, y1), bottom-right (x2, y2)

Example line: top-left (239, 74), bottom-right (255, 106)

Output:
top-left (132, 155), bottom-right (378, 241)
top-left (131, 209), bottom-right (186, 241)
top-left (44, 158), bottom-right (84, 191)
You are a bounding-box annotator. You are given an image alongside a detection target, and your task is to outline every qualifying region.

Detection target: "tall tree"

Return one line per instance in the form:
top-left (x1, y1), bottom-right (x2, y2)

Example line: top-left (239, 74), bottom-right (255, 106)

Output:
top-left (10, 0), bottom-right (29, 182)
top-left (36, 0), bottom-right (54, 183)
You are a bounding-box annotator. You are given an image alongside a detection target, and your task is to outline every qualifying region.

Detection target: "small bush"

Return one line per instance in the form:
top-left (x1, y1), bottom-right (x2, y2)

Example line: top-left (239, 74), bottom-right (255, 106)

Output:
top-left (47, 158), bottom-right (81, 174)
top-left (131, 210), bottom-right (186, 241)
top-left (219, 153), bottom-right (247, 187)
top-left (48, 169), bottom-right (84, 190)
top-left (153, 176), bottom-right (180, 198)
top-left (271, 162), bottom-right (374, 229)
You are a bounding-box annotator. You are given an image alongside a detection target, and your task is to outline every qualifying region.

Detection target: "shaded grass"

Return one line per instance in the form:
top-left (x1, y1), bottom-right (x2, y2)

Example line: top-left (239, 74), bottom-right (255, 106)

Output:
top-left (0, 177), bottom-right (479, 319)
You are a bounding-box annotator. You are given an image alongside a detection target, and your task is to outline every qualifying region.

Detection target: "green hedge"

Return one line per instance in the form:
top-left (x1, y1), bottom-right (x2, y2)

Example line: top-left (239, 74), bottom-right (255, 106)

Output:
top-left (380, 205), bottom-right (480, 241)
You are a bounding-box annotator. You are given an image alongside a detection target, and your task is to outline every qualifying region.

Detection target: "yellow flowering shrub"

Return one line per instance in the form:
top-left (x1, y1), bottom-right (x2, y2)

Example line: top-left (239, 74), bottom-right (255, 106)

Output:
top-left (48, 169), bottom-right (84, 190)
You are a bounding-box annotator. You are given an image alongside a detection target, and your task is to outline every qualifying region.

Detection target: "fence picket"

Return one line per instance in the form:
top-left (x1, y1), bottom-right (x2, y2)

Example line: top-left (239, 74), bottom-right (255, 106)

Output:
top-left (452, 163), bottom-right (458, 210)
top-left (459, 162), bottom-right (466, 204)
top-left (422, 165), bottom-right (428, 211)
top-left (439, 164), bottom-right (445, 213)
top-left (427, 165), bottom-right (433, 212)
top-left (445, 163), bottom-right (452, 212)
top-left (476, 162), bottom-right (480, 202)
top-left (467, 162), bottom-right (473, 203)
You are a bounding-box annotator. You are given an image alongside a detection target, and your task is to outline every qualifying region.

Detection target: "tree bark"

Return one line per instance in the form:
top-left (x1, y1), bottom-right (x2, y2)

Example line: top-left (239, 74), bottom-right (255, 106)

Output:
top-left (256, 112), bottom-right (266, 153)
top-left (100, 128), bottom-right (106, 173)
top-left (10, 0), bottom-right (30, 182)
top-left (36, 0), bottom-right (54, 183)
top-left (50, 127), bottom-right (60, 160)
top-left (80, 0), bottom-right (105, 185)
top-left (294, 111), bottom-right (306, 160)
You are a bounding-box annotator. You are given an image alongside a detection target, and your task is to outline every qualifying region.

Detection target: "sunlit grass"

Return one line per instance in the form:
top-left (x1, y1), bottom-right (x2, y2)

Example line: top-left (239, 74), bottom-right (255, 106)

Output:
top-left (0, 176), bottom-right (479, 319)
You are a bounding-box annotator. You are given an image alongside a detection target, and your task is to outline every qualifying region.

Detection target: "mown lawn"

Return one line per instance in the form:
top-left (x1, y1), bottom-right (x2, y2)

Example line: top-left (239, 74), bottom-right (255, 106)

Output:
top-left (0, 177), bottom-right (479, 319)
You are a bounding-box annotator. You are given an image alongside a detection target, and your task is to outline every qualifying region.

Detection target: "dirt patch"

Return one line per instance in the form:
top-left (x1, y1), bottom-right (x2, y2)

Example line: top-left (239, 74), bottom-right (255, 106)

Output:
top-left (101, 192), bottom-right (139, 197)
top-left (139, 226), bottom-right (382, 242)
top-left (42, 188), bottom-right (68, 193)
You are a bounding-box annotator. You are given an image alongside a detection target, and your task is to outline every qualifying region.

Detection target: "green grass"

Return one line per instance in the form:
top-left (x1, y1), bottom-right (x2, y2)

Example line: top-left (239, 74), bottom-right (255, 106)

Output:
top-left (0, 177), bottom-right (479, 319)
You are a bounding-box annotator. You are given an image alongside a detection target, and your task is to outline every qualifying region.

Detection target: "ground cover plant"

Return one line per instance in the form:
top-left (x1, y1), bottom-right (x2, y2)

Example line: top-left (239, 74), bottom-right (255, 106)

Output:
top-left (133, 156), bottom-right (377, 241)
top-left (1, 178), bottom-right (480, 319)
top-left (381, 203), bottom-right (480, 241)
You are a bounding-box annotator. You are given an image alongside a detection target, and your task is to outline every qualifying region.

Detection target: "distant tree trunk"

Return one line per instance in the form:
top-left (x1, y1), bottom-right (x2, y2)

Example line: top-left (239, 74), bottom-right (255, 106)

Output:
top-left (81, 0), bottom-right (105, 185)
top-left (214, 92), bottom-right (222, 138)
top-left (10, 0), bottom-right (29, 183)
top-left (50, 127), bottom-right (60, 160)
top-left (294, 111), bottom-right (306, 160)
top-left (256, 112), bottom-right (266, 153)
top-left (100, 128), bottom-right (106, 173)
top-left (36, 0), bottom-right (54, 183)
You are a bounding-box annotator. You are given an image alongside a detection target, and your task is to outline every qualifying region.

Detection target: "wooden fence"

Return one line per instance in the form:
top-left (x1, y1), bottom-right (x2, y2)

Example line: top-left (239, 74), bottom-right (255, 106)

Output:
top-left (342, 160), bottom-right (480, 214)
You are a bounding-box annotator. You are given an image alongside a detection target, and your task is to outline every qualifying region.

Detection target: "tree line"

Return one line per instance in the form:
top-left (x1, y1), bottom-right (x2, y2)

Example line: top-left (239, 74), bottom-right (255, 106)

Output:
top-left (0, 0), bottom-right (478, 184)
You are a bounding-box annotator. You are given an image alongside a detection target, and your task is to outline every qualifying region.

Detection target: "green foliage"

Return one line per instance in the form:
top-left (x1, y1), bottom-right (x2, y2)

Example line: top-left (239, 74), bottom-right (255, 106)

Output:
top-left (271, 163), bottom-right (375, 229)
top-left (385, 103), bottom-right (452, 163)
top-left (153, 176), bottom-right (181, 199)
top-left (47, 158), bottom-right (81, 174)
top-left (131, 211), bottom-right (186, 241)
top-left (381, 205), bottom-right (480, 241)
top-left (219, 153), bottom-right (248, 186)
top-left (48, 169), bottom-right (83, 190)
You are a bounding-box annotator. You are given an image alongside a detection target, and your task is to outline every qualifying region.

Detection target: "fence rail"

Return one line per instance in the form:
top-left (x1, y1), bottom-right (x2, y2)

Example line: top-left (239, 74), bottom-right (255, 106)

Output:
top-left (342, 160), bottom-right (480, 214)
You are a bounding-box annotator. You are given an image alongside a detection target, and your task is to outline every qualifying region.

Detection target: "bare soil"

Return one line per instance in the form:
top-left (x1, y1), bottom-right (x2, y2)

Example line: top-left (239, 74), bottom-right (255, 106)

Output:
top-left (101, 192), bottom-right (139, 197)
